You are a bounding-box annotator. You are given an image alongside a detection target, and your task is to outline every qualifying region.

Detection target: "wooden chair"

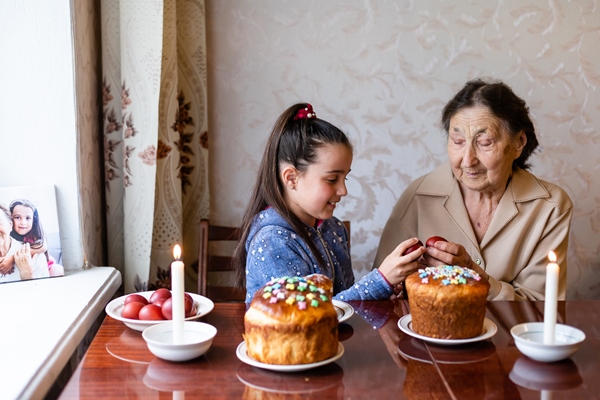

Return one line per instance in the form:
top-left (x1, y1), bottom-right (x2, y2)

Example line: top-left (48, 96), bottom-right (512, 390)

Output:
top-left (343, 220), bottom-right (351, 253)
top-left (197, 219), bottom-right (246, 302)
top-left (198, 219), bottom-right (351, 302)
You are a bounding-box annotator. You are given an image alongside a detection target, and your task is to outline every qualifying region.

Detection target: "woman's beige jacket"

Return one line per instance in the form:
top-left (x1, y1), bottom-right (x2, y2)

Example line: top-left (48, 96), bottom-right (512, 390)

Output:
top-left (374, 163), bottom-right (573, 300)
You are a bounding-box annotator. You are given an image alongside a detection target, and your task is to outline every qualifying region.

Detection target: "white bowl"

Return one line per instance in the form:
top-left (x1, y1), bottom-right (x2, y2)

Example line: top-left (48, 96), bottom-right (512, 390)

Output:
top-left (510, 322), bottom-right (585, 363)
top-left (142, 321), bottom-right (217, 362)
top-left (105, 291), bottom-right (215, 332)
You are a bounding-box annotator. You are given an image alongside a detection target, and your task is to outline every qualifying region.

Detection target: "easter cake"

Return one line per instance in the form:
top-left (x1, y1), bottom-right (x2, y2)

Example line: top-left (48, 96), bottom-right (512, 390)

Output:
top-left (405, 265), bottom-right (490, 339)
top-left (243, 275), bottom-right (338, 365)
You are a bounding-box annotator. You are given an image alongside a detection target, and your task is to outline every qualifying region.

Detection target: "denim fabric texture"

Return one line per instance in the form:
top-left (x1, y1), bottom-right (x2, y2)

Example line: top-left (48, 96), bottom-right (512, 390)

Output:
top-left (245, 207), bottom-right (393, 303)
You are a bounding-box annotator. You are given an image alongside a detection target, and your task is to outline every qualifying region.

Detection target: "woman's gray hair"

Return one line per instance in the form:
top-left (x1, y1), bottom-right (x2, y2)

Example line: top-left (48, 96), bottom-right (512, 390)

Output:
top-left (0, 204), bottom-right (11, 222)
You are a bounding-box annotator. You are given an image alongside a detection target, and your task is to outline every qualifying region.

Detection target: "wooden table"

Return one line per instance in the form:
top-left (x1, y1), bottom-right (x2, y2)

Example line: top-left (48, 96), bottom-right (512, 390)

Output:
top-left (59, 300), bottom-right (599, 399)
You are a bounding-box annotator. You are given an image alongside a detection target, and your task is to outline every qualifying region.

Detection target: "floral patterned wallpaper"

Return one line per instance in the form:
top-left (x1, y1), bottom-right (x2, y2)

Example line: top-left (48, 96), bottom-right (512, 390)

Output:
top-left (205, 0), bottom-right (600, 299)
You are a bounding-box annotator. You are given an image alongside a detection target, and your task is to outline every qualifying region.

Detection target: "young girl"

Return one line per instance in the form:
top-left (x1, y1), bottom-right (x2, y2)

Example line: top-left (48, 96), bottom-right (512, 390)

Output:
top-left (9, 199), bottom-right (64, 277)
top-left (234, 103), bottom-right (425, 303)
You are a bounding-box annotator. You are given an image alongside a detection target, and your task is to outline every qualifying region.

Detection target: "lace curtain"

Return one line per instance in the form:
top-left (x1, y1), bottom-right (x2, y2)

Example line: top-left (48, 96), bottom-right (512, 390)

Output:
top-left (101, 0), bottom-right (209, 293)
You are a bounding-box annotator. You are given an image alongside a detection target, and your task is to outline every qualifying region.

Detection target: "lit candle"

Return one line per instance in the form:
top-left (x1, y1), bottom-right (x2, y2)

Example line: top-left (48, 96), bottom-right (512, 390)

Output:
top-left (171, 244), bottom-right (185, 345)
top-left (543, 251), bottom-right (559, 345)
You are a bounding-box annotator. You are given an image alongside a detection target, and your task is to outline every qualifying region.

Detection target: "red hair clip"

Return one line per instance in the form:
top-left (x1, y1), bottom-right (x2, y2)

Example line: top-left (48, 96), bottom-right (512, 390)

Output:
top-left (294, 104), bottom-right (317, 120)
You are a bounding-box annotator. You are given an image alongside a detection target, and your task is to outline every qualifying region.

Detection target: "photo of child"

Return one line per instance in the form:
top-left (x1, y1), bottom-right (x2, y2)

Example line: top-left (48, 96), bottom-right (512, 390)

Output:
top-left (9, 198), bottom-right (64, 277)
top-left (0, 185), bottom-right (64, 283)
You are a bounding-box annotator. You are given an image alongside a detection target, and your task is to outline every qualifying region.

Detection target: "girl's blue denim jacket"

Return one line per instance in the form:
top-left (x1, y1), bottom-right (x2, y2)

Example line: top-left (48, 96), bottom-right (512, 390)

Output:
top-left (244, 207), bottom-right (393, 304)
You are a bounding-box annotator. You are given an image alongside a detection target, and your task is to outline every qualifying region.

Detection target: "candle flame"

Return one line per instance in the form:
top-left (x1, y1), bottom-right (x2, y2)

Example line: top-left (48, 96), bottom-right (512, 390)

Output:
top-left (548, 251), bottom-right (557, 263)
top-left (173, 244), bottom-right (181, 260)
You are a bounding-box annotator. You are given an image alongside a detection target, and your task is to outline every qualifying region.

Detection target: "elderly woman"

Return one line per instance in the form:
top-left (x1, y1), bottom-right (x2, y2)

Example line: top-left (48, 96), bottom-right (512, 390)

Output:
top-left (374, 78), bottom-right (572, 301)
top-left (0, 204), bottom-right (49, 283)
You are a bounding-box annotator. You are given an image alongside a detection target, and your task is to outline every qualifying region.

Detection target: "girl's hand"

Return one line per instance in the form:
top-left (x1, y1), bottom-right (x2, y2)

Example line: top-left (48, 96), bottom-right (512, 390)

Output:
top-left (378, 237), bottom-right (425, 287)
top-left (14, 243), bottom-right (34, 280)
top-left (423, 240), bottom-right (489, 280)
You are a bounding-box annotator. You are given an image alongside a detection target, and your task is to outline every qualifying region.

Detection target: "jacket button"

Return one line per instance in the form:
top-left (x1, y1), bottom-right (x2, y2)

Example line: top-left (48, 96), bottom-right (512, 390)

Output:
top-left (475, 259), bottom-right (482, 265)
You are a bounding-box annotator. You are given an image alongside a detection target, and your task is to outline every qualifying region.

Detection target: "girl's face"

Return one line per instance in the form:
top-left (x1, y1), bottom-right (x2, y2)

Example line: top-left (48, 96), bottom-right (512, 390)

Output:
top-left (283, 143), bottom-right (352, 227)
top-left (12, 204), bottom-right (34, 236)
top-left (447, 106), bottom-right (525, 195)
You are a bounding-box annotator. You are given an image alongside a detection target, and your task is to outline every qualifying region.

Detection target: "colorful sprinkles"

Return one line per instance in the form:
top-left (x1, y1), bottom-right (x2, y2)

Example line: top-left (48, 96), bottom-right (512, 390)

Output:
top-left (418, 265), bottom-right (482, 286)
top-left (262, 276), bottom-right (331, 310)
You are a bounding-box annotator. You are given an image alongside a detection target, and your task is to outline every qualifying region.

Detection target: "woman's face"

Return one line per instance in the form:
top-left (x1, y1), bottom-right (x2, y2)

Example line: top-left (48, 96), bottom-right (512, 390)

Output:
top-left (12, 205), bottom-right (34, 236)
top-left (0, 211), bottom-right (12, 236)
top-left (447, 106), bottom-right (525, 194)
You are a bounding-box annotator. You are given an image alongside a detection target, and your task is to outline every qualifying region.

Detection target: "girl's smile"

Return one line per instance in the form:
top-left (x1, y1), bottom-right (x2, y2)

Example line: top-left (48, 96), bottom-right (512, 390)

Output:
top-left (283, 143), bottom-right (352, 227)
top-left (11, 205), bottom-right (34, 236)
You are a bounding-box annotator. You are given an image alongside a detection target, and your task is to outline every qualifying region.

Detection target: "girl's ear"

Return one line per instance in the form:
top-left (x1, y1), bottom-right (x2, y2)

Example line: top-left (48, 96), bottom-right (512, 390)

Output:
top-left (281, 165), bottom-right (298, 190)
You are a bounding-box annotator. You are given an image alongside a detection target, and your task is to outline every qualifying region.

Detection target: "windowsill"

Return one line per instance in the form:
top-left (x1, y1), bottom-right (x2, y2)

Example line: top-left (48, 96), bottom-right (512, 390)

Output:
top-left (0, 266), bottom-right (121, 400)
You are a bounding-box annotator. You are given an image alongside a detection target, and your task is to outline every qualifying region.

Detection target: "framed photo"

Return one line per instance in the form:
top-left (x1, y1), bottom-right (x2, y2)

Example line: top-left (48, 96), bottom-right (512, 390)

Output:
top-left (0, 184), bottom-right (64, 283)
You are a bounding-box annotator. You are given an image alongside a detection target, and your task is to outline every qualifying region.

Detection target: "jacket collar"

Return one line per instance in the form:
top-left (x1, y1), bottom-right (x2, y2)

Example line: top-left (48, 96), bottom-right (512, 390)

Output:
top-left (416, 162), bottom-right (550, 248)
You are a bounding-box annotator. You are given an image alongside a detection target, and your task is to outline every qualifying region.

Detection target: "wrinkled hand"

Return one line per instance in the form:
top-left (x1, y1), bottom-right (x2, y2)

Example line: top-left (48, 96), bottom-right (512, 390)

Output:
top-left (378, 237), bottom-right (426, 287)
top-left (423, 240), bottom-right (489, 280)
top-left (14, 243), bottom-right (33, 280)
top-left (387, 284), bottom-right (407, 300)
top-left (0, 255), bottom-right (14, 274)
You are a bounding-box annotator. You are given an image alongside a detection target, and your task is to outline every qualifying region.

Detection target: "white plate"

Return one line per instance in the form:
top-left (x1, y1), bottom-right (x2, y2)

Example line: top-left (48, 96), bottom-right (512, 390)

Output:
top-left (236, 342), bottom-right (344, 372)
top-left (105, 291), bottom-right (214, 332)
top-left (333, 300), bottom-right (354, 323)
top-left (397, 314), bottom-right (497, 345)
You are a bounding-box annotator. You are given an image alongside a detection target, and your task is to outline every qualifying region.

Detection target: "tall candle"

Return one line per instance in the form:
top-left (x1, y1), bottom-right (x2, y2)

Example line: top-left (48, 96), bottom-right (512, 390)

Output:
top-left (543, 251), bottom-right (559, 345)
top-left (171, 244), bottom-right (185, 345)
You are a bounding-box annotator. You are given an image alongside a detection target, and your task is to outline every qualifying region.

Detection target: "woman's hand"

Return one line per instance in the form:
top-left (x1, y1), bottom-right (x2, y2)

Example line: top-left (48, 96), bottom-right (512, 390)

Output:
top-left (423, 240), bottom-right (489, 280)
top-left (378, 237), bottom-right (425, 287)
top-left (0, 255), bottom-right (14, 274)
top-left (14, 243), bottom-right (34, 280)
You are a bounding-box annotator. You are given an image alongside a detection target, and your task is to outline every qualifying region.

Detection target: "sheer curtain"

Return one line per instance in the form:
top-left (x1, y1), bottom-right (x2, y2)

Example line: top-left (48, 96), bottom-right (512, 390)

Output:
top-left (100, 0), bottom-right (209, 293)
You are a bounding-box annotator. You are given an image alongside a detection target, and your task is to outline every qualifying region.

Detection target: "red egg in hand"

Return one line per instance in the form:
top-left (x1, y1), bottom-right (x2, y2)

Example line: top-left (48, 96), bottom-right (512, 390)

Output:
top-left (402, 240), bottom-right (424, 256)
top-left (426, 236), bottom-right (448, 248)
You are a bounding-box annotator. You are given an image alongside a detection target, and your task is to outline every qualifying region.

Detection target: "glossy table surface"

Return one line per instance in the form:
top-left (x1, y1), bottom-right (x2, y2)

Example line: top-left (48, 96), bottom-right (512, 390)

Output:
top-left (59, 300), bottom-right (599, 399)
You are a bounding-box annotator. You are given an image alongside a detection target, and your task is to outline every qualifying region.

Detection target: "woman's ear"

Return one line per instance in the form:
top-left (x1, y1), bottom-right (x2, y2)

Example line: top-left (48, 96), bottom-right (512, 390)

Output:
top-left (281, 165), bottom-right (298, 190)
top-left (515, 130), bottom-right (527, 158)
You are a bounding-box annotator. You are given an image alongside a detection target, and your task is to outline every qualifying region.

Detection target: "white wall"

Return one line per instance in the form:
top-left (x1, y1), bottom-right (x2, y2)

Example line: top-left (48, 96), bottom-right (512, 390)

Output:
top-left (206, 1), bottom-right (600, 299)
top-left (0, 0), bottom-right (83, 269)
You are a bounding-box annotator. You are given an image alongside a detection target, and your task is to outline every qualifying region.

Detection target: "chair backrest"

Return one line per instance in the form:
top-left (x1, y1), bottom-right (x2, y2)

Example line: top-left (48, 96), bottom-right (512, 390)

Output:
top-left (197, 219), bottom-right (246, 302)
top-left (197, 219), bottom-right (351, 302)
top-left (343, 220), bottom-right (351, 253)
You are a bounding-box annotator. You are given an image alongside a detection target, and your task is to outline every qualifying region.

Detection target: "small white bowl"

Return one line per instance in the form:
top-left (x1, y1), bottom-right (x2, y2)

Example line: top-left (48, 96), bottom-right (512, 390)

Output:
top-left (510, 322), bottom-right (585, 363)
top-left (142, 321), bottom-right (217, 362)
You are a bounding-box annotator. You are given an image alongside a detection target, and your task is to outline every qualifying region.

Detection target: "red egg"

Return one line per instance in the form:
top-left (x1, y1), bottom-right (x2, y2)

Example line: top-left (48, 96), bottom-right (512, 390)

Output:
top-left (186, 304), bottom-right (197, 318)
top-left (402, 240), bottom-right (424, 256)
top-left (121, 301), bottom-right (145, 319)
top-left (124, 293), bottom-right (149, 306)
top-left (185, 296), bottom-right (196, 317)
top-left (426, 236), bottom-right (448, 248)
top-left (153, 298), bottom-right (167, 308)
top-left (161, 297), bottom-right (173, 320)
top-left (161, 295), bottom-right (195, 320)
top-left (138, 304), bottom-right (166, 320)
top-left (149, 288), bottom-right (171, 304)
